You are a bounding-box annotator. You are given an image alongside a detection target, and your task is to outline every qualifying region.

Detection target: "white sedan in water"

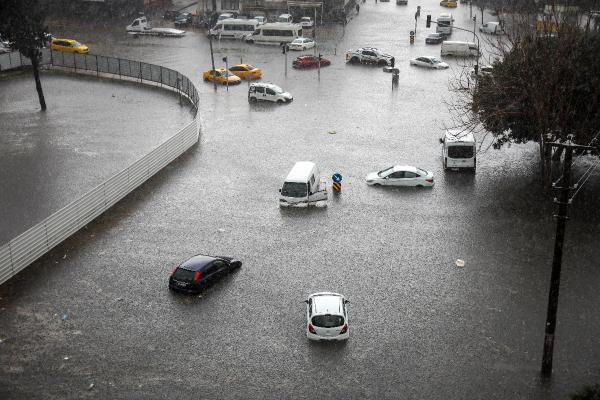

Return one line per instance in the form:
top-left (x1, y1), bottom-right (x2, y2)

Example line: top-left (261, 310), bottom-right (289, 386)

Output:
top-left (289, 37), bottom-right (316, 51)
top-left (409, 56), bottom-right (449, 69)
top-left (366, 165), bottom-right (435, 187)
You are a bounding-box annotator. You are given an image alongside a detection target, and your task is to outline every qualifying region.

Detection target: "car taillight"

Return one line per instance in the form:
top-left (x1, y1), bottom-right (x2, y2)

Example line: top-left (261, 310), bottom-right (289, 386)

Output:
top-left (340, 324), bottom-right (348, 334)
top-left (171, 267), bottom-right (177, 276)
top-left (308, 324), bottom-right (316, 334)
top-left (193, 271), bottom-right (201, 281)
top-left (426, 178), bottom-right (434, 183)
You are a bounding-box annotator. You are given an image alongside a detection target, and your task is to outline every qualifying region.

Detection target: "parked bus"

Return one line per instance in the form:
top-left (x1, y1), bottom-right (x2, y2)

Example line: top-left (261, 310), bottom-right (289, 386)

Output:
top-left (210, 18), bottom-right (261, 39)
top-left (244, 23), bottom-right (302, 44)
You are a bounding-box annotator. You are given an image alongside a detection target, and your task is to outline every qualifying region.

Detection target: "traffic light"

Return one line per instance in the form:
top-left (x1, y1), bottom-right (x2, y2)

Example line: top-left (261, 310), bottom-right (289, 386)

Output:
top-left (426, 14), bottom-right (431, 28)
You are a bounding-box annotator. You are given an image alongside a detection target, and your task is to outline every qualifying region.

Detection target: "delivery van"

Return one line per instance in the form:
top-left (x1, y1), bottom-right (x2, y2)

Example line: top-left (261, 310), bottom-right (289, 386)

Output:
top-left (441, 41), bottom-right (479, 57)
top-left (279, 162), bottom-right (328, 207)
top-left (440, 130), bottom-right (476, 171)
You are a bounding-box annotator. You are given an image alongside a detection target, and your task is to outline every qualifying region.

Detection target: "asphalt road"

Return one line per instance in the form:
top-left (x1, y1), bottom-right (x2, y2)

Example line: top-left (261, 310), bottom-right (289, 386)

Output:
top-left (1, 1), bottom-right (599, 399)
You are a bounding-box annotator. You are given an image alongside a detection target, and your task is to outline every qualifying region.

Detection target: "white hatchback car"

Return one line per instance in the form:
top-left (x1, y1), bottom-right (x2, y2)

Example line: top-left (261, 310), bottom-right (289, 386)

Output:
top-left (366, 165), bottom-right (434, 187)
top-left (248, 82), bottom-right (293, 103)
top-left (300, 16), bottom-right (314, 28)
top-left (305, 292), bottom-right (349, 341)
top-left (409, 56), bottom-right (449, 69)
top-left (289, 37), bottom-right (315, 51)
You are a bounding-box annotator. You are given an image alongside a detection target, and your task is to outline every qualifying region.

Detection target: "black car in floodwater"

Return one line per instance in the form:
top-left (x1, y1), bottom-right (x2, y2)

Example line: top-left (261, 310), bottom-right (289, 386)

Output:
top-left (169, 255), bottom-right (242, 294)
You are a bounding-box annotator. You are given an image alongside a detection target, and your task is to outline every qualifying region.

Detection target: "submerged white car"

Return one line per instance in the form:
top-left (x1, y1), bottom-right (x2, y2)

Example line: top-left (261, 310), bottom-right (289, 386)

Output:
top-left (366, 165), bottom-right (434, 187)
top-left (248, 82), bottom-right (293, 103)
top-left (289, 37), bottom-right (315, 51)
top-left (409, 56), bottom-right (449, 69)
top-left (305, 292), bottom-right (349, 341)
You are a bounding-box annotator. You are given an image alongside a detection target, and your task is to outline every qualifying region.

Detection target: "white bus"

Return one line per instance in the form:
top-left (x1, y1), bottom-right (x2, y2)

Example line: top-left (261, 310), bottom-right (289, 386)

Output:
top-left (210, 19), bottom-right (261, 39)
top-left (244, 23), bottom-right (303, 44)
top-left (436, 13), bottom-right (453, 35)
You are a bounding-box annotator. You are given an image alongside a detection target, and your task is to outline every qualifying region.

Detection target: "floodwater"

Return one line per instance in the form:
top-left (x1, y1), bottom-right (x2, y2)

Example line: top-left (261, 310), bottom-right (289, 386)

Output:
top-left (1, 1), bottom-right (599, 399)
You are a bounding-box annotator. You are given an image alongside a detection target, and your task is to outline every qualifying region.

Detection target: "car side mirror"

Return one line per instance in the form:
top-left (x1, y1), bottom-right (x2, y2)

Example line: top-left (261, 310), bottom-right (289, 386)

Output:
top-left (439, 138), bottom-right (444, 144)
top-left (304, 300), bottom-right (309, 304)
top-left (278, 189), bottom-right (281, 193)
top-left (344, 300), bottom-right (350, 304)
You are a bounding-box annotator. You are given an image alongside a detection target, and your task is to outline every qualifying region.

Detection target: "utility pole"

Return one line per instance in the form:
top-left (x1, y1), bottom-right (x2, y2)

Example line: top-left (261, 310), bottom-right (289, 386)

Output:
top-left (209, 33), bottom-right (217, 92)
top-left (541, 138), bottom-right (594, 378)
top-left (473, 15), bottom-right (476, 41)
top-left (470, 0), bottom-right (472, 19)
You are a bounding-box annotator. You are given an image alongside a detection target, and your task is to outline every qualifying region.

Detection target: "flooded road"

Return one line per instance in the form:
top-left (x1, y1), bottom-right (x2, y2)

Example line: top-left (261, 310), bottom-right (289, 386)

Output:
top-left (1, 1), bottom-right (599, 399)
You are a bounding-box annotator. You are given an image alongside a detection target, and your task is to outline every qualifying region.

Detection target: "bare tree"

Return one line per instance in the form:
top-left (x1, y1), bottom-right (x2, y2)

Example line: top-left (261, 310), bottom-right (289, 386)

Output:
top-left (0, 0), bottom-right (49, 111)
top-left (447, 0), bottom-right (600, 189)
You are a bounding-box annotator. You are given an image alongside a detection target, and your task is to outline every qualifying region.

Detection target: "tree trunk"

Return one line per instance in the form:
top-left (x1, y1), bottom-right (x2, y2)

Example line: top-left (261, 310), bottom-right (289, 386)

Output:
top-left (30, 53), bottom-right (46, 111)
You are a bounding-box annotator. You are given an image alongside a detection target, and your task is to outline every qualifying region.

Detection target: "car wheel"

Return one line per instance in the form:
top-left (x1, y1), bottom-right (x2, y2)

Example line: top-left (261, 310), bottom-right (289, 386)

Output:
top-left (416, 185), bottom-right (423, 188)
top-left (378, 60), bottom-right (387, 66)
top-left (222, 81), bottom-right (227, 85)
top-left (277, 99), bottom-right (284, 104)
top-left (204, 77), bottom-right (209, 81)
top-left (350, 57), bottom-right (359, 64)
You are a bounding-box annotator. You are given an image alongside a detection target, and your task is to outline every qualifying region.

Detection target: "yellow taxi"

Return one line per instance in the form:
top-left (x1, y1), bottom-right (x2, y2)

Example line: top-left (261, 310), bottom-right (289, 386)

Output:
top-left (202, 68), bottom-right (242, 85)
top-left (440, 0), bottom-right (457, 7)
top-left (50, 38), bottom-right (89, 54)
top-left (228, 64), bottom-right (262, 79)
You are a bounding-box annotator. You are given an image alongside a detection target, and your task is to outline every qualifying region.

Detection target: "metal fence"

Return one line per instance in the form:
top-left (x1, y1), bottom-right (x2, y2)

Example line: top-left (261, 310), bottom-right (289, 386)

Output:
top-left (0, 50), bottom-right (201, 285)
top-left (0, 49), bottom-right (199, 110)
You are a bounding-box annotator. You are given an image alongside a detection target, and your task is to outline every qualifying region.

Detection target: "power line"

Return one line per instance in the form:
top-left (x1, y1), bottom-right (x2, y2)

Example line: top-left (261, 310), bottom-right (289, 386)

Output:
top-left (570, 160), bottom-right (600, 201)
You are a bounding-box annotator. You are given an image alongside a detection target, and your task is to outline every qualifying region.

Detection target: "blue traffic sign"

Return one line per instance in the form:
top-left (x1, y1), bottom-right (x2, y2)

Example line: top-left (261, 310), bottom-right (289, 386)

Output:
top-left (332, 173), bottom-right (343, 183)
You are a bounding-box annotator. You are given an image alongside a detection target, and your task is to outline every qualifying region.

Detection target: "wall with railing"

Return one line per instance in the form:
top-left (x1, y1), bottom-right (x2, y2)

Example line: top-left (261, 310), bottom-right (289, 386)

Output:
top-left (0, 49), bottom-right (201, 285)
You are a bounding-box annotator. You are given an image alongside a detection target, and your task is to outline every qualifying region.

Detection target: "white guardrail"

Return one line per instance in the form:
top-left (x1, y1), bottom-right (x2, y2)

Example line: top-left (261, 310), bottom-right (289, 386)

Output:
top-left (0, 49), bottom-right (200, 285)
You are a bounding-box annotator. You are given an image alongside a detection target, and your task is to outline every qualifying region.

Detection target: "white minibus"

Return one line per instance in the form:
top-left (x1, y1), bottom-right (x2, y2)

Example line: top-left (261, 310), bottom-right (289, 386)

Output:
top-left (441, 41), bottom-right (479, 57)
top-left (245, 23), bottom-right (302, 44)
top-left (210, 19), bottom-right (260, 39)
top-left (440, 130), bottom-right (477, 171)
top-left (436, 13), bottom-right (453, 35)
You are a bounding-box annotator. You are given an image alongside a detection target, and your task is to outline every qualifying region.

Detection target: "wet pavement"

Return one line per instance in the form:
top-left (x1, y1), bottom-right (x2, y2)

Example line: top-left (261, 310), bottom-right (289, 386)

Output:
top-left (1, 1), bottom-right (599, 399)
top-left (0, 72), bottom-right (194, 243)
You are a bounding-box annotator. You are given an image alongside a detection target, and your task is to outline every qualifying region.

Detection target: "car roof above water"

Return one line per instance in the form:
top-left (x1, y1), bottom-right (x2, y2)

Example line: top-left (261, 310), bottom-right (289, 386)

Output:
top-left (310, 292), bottom-right (344, 315)
top-left (444, 129), bottom-right (475, 143)
top-left (179, 255), bottom-right (217, 271)
top-left (285, 161), bottom-right (317, 183)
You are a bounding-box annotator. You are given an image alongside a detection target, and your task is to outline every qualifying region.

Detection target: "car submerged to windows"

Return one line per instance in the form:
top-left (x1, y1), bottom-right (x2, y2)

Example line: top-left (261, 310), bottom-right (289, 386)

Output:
top-left (366, 165), bottom-right (434, 187)
top-left (409, 56), bottom-right (449, 69)
top-left (305, 292), bottom-right (349, 341)
top-left (169, 255), bottom-right (242, 294)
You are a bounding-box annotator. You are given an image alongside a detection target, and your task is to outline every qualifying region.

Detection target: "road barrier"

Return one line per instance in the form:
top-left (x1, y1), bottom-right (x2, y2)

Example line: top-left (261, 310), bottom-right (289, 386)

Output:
top-left (0, 49), bottom-right (200, 285)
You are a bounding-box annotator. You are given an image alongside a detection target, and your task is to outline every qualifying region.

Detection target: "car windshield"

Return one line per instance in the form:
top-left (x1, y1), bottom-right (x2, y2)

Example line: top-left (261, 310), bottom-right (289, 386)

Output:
top-left (281, 182), bottom-right (307, 197)
top-left (173, 267), bottom-right (195, 281)
top-left (222, 71), bottom-right (234, 77)
top-left (271, 85), bottom-right (283, 94)
top-left (245, 65), bottom-right (256, 70)
top-left (378, 167), bottom-right (394, 177)
top-left (428, 34), bottom-right (440, 38)
top-left (417, 167), bottom-right (429, 176)
top-left (430, 57), bottom-right (441, 63)
top-left (312, 314), bottom-right (344, 328)
top-left (448, 145), bottom-right (474, 158)
top-left (72, 41), bottom-right (81, 46)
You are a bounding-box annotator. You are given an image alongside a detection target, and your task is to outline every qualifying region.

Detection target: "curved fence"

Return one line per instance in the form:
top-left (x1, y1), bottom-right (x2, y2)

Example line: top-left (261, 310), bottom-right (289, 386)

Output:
top-left (0, 49), bottom-right (201, 285)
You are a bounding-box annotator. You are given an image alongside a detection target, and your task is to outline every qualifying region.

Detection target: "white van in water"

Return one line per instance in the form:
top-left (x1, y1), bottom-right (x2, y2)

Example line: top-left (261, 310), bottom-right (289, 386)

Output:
top-left (479, 21), bottom-right (504, 35)
top-left (245, 23), bottom-right (302, 44)
top-left (441, 130), bottom-right (476, 171)
top-left (210, 19), bottom-right (260, 39)
top-left (441, 41), bottom-right (479, 57)
top-left (279, 162), bottom-right (328, 207)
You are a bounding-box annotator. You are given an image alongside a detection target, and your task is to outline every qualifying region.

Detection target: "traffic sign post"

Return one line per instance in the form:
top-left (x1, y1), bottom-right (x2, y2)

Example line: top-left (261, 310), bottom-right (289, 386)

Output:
top-left (332, 173), bottom-right (343, 192)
